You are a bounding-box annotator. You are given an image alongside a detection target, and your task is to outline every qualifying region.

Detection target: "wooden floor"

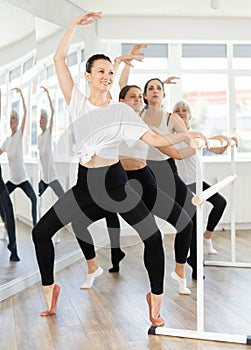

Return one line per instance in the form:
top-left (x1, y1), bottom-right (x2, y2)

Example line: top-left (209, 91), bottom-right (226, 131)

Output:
top-left (0, 225), bottom-right (251, 350)
top-left (0, 221), bottom-right (79, 285)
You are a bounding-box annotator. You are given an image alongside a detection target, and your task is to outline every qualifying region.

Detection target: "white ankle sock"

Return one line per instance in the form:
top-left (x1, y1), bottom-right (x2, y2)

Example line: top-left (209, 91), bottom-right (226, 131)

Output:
top-left (171, 271), bottom-right (191, 295)
top-left (80, 267), bottom-right (103, 289)
top-left (52, 232), bottom-right (61, 244)
top-left (204, 238), bottom-right (217, 254)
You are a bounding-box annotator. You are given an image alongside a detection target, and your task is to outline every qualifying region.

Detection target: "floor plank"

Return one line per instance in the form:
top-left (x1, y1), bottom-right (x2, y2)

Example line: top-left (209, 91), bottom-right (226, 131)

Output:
top-left (0, 228), bottom-right (250, 349)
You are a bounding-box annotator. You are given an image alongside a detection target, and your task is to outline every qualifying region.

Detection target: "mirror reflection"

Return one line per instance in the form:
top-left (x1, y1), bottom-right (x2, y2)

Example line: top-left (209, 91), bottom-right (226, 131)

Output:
top-left (0, 4), bottom-right (80, 293)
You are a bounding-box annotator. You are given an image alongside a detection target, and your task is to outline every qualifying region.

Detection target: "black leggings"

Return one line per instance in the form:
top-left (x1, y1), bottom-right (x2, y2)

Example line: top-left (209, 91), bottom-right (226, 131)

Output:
top-left (76, 165), bottom-right (192, 264)
top-left (188, 181), bottom-right (227, 232)
top-left (148, 159), bottom-right (197, 267)
top-left (32, 162), bottom-right (164, 294)
top-left (6, 180), bottom-right (37, 227)
top-left (125, 166), bottom-right (192, 263)
top-left (0, 166), bottom-right (16, 249)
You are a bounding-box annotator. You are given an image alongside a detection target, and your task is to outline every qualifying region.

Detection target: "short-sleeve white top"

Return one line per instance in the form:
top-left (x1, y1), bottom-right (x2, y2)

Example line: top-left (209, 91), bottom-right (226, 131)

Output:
top-left (67, 85), bottom-right (149, 164)
top-left (38, 128), bottom-right (57, 183)
top-left (1, 129), bottom-right (28, 184)
top-left (175, 141), bottom-right (196, 185)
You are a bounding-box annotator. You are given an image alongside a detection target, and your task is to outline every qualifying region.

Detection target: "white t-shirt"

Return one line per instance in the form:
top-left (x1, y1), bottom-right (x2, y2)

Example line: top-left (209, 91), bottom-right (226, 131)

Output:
top-left (119, 138), bottom-right (150, 160)
top-left (1, 129), bottom-right (28, 184)
top-left (68, 85), bottom-right (150, 164)
top-left (175, 141), bottom-right (197, 185)
top-left (38, 128), bottom-right (57, 183)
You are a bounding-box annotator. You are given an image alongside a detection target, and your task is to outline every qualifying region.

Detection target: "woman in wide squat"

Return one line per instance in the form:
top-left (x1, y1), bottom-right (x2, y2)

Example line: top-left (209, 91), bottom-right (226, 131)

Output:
top-left (32, 12), bottom-right (206, 325)
top-left (173, 100), bottom-right (228, 254)
top-left (0, 88), bottom-right (37, 227)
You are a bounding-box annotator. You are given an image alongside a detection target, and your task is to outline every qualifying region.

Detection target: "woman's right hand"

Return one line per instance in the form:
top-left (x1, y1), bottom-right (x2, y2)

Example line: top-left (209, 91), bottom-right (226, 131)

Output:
top-left (11, 87), bottom-right (22, 94)
top-left (186, 131), bottom-right (209, 147)
top-left (118, 44), bottom-right (148, 67)
top-left (72, 11), bottom-right (102, 27)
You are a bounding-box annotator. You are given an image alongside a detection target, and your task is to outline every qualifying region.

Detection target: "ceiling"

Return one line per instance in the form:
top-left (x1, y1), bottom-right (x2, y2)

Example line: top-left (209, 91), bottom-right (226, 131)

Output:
top-left (1, 0), bottom-right (251, 50)
top-left (69, 0), bottom-right (251, 18)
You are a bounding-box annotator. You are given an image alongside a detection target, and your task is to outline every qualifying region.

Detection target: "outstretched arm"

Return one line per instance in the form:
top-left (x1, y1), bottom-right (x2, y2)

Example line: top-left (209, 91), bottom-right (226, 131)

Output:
top-left (208, 135), bottom-right (237, 154)
top-left (12, 88), bottom-right (27, 134)
top-left (53, 11), bottom-right (102, 104)
top-left (41, 86), bottom-right (54, 133)
top-left (118, 44), bottom-right (147, 89)
top-left (140, 128), bottom-right (208, 148)
top-left (150, 125), bottom-right (207, 155)
top-left (157, 145), bottom-right (196, 160)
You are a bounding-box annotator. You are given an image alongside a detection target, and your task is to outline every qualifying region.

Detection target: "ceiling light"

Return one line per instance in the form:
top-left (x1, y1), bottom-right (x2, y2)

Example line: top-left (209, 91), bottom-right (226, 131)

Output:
top-left (211, 0), bottom-right (219, 9)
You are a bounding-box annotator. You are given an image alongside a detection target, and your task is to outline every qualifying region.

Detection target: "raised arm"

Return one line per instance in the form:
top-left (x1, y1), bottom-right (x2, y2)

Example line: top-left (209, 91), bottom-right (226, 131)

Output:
top-left (53, 12), bottom-right (102, 104)
top-left (113, 53), bottom-right (144, 76)
top-left (118, 44), bottom-right (147, 89)
top-left (41, 86), bottom-right (54, 133)
top-left (163, 76), bottom-right (180, 85)
top-left (12, 88), bottom-right (27, 134)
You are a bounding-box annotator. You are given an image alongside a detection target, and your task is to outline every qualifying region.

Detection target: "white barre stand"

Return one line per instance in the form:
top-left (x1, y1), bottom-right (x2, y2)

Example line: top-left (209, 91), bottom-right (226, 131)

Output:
top-left (192, 139), bottom-right (251, 269)
top-left (149, 138), bottom-right (251, 345)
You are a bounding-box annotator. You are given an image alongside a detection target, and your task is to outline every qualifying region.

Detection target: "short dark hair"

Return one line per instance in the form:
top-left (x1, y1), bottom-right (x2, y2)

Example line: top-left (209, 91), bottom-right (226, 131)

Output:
top-left (143, 78), bottom-right (164, 105)
top-left (119, 85), bottom-right (141, 100)
top-left (85, 54), bottom-right (112, 73)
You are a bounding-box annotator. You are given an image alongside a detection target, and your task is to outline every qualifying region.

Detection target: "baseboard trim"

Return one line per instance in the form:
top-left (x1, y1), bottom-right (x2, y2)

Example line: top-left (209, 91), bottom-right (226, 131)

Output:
top-left (0, 248), bottom-right (83, 302)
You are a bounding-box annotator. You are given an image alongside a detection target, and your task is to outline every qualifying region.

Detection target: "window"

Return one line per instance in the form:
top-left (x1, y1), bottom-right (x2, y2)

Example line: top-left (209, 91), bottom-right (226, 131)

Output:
top-left (181, 44), bottom-right (227, 69)
top-left (121, 42), bottom-right (251, 158)
top-left (181, 74), bottom-right (228, 136)
top-left (235, 76), bottom-right (251, 155)
top-left (233, 44), bottom-right (251, 69)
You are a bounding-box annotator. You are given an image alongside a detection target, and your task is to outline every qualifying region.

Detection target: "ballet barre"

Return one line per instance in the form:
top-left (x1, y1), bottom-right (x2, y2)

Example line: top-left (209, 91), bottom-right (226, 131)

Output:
top-left (192, 175), bottom-right (237, 206)
top-left (149, 137), bottom-right (251, 345)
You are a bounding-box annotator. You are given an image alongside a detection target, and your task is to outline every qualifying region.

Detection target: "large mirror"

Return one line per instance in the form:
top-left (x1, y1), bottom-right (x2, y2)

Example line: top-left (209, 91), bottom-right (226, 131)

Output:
top-left (0, 3), bottom-right (81, 300)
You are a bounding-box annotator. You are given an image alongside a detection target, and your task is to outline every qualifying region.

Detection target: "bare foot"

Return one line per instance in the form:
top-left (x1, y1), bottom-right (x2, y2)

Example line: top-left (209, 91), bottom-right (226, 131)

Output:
top-left (41, 284), bottom-right (60, 316)
top-left (146, 292), bottom-right (165, 326)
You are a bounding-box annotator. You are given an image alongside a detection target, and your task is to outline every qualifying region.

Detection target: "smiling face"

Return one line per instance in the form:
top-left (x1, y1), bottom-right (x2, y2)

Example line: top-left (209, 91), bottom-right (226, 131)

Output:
top-left (120, 86), bottom-right (144, 114)
top-left (143, 79), bottom-right (165, 107)
top-left (85, 59), bottom-right (114, 93)
top-left (173, 102), bottom-right (192, 128)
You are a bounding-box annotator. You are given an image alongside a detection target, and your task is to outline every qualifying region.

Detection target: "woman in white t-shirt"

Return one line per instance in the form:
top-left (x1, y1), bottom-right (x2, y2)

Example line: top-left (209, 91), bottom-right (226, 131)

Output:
top-left (0, 88), bottom-right (37, 227)
top-left (31, 12), bottom-right (195, 325)
top-left (173, 100), bottom-right (228, 255)
top-left (38, 86), bottom-right (64, 198)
